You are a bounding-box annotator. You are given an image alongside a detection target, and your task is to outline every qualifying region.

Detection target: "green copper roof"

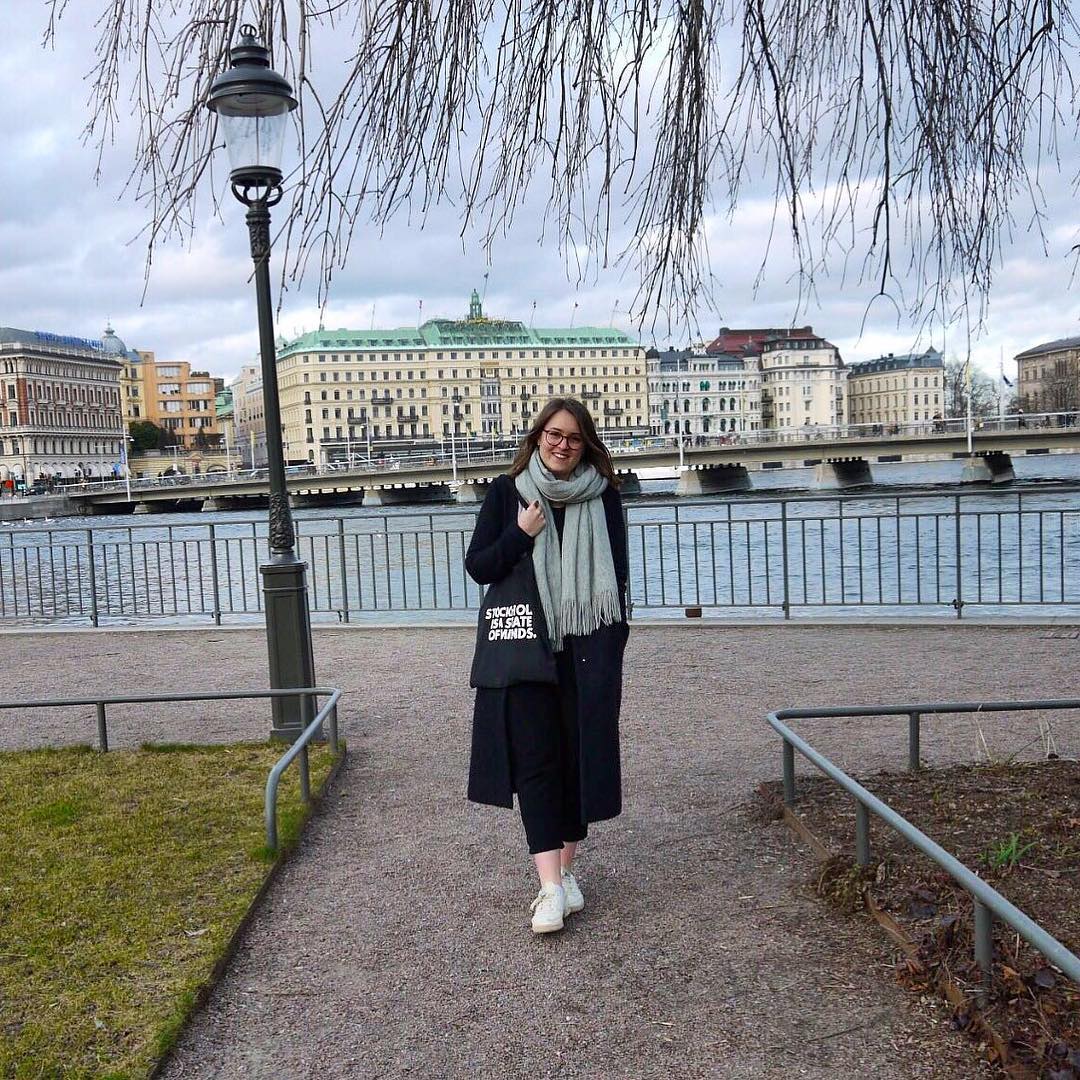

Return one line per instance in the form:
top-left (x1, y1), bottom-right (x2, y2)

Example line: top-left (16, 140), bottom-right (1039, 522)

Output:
top-left (278, 315), bottom-right (640, 356)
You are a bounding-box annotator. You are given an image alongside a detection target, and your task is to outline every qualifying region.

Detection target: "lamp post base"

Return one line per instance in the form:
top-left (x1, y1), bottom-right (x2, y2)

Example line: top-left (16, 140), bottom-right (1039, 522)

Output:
top-left (261, 556), bottom-right (317, 741)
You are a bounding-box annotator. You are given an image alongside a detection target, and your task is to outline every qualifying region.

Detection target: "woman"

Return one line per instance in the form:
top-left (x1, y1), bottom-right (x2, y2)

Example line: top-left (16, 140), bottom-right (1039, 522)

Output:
top-left (465, 397), bottom-right (629, 934)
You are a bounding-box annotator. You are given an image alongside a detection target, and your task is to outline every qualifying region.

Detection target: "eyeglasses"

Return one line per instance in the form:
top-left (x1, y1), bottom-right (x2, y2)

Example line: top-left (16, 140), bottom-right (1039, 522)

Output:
top-left (541, 428), bottom-right (584, 451)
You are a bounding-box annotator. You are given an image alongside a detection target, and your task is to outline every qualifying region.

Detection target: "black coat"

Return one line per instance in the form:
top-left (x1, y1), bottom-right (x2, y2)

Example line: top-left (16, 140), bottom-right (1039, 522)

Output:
top-left (464, 473), bottom-right (629, 822)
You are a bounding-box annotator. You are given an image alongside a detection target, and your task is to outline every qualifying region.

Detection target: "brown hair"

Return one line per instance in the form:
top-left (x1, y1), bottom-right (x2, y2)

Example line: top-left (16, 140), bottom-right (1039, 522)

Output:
top-left (508, 397), bottom-right (620, 487)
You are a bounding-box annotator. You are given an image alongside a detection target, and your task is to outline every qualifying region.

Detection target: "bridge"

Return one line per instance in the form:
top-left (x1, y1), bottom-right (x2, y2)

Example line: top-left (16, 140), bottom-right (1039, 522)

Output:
top-left (67, 413), bottom-right (1080, 512)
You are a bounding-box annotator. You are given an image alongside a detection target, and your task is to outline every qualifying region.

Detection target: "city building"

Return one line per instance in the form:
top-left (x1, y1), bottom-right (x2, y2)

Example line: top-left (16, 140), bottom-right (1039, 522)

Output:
top-left (647, 347), bottom-right (762, 438)
top-left (215, 385), bottom-right (236, 465)
top-left (114, 329), bottom-right (148, 428)
top-left (0, 326), bottom-right (125, 484)
top-left (705, 326), bottom-right (814, 356)
top-left (757, 328), bottom-right (847, 429)
top-left (120, 343), bottom-right (222, 449)
top-left (846, 348), bottom-right (945, 427)
top-left (230, 364), bottom-right (267, 468)
top-left (1015, 336), bottom-right (1080, 413)
top-left (274, 291), bottom-right (648, 466)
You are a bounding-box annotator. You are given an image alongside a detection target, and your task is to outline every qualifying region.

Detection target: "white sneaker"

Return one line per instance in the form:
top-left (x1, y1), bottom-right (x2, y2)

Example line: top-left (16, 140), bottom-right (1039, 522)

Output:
top-left (561, 868), bottom-right (584, 914)
top-left (529, 883), bottom-right (565, 933)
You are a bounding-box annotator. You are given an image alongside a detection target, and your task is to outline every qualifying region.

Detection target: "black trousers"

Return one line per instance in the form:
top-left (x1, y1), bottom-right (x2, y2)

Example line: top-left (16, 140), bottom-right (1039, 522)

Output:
top-left (506, 650), bottom-right (588, 855)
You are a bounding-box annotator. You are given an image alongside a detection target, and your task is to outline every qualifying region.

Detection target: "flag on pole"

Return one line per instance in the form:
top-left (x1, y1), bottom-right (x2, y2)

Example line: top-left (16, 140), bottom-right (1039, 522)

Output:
top-left (1002, 372), bottom-right (1013, 387)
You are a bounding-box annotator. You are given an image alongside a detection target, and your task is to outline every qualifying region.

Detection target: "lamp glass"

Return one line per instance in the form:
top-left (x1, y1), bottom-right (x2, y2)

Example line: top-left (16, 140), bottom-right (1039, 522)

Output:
top-left (219, 109), bottom-right (290, 177)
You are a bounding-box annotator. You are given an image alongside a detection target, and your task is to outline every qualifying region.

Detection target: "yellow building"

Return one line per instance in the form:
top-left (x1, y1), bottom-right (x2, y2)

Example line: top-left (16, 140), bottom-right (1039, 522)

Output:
top-left (120, 348), bottom-right (221, 448)
top-left (847, 349), bottom-right (944, 428)
top-left (274, 292), bottom-right (648, 466)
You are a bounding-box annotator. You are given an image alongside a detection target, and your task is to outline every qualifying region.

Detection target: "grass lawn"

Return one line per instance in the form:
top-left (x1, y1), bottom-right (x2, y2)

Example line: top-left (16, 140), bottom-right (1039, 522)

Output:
top-left (0, 741), bottom-right (340, 1079)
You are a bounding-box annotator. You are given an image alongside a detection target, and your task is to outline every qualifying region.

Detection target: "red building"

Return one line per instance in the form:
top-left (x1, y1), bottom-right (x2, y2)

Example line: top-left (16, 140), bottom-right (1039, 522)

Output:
top-left (705, 326), bottom-right (814, 356)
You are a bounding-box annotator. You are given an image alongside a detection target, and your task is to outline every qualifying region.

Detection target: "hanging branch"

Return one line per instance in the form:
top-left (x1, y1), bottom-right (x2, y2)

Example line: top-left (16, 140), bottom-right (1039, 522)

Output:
top-left (46, 0), bottom-right (1080, 330)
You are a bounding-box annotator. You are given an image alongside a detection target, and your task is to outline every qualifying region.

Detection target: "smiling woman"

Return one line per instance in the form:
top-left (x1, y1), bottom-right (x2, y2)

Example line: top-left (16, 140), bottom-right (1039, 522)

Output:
top-left (465, 396), bottom-right (629, 935)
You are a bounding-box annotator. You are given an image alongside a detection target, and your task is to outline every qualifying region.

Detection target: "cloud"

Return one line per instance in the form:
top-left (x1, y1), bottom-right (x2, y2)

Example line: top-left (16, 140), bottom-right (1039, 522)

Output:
top-left (5, 5), bottom-right (1080, 389)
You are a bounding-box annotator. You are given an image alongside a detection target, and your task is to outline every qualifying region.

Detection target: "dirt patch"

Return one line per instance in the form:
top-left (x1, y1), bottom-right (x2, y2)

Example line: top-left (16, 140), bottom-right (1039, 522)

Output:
top-left (763, 760), bottom-right (1080, 1078)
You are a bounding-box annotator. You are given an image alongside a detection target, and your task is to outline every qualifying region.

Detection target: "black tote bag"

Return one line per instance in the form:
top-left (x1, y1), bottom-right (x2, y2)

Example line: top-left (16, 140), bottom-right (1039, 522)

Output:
top-left (470, 552), bottom-right (557, 689)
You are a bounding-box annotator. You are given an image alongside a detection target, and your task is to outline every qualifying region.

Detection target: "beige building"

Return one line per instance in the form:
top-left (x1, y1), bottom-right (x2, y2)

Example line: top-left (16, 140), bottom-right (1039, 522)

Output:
top-left (1015, 336), bottom-right (1080, 413)
top-left (230, 364), bottom-right (268, 467)
top-left (758, 330), bottom-right (847, 430)
top-left (847, 348), bottom-right (944, 427)
top-left (120, 345), bottom-right (221, 449)
top-left (274, 292), bottom-right (648, 466)
top-left (647, 348), bottom-right (762, 437)
top-left (0, 326), bottom-right (124, 484)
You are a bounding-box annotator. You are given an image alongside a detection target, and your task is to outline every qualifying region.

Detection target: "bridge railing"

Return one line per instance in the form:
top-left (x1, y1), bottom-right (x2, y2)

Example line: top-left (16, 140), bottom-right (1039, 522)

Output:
top-left (59, 411), bottom-right (1080, 498)
top-left (1, 486), bottom-right (1079, 625)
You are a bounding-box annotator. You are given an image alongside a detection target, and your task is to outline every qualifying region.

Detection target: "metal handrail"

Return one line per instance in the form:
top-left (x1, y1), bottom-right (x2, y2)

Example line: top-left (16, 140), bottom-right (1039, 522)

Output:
top-left (10, 480), bottom-right (1080, 540)
top-left (4, 486), bottom-right (1080, 625)
top-left (0, 687), bottom-right (343, 853)
top-left (264, 690), bottom-right (341, 852)
top-left (766, 699), bottom-right (1080, 985)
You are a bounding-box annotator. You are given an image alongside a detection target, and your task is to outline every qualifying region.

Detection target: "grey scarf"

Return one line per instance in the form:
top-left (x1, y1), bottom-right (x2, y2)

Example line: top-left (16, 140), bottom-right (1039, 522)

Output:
top-left (514, 451), bottom-right (621, 650)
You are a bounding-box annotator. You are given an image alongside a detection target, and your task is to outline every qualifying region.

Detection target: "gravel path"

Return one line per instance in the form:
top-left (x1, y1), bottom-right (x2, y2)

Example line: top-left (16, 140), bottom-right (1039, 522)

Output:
top-left (3, 623), bottom-right (1077, 1079)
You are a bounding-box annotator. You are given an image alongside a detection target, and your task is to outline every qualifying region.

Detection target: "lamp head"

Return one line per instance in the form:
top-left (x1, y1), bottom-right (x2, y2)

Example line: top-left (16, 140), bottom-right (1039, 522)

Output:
top-left (207, 25), bottom-right (297, 200)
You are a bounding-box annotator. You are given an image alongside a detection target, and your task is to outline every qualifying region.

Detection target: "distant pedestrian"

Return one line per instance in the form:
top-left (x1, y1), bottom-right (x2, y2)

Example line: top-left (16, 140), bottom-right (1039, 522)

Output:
top-left (465, 397), bottom-right (628, 934)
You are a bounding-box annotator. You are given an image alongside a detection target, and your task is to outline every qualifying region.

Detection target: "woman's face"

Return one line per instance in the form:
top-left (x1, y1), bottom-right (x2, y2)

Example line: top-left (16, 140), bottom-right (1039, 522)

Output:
top-left (538, 408), bottom-right (585, 479)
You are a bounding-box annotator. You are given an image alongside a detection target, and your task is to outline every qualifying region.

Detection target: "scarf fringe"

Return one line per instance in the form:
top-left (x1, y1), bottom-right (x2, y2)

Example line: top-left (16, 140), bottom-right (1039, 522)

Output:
top-left (554, 590), bottom-right (623, 647)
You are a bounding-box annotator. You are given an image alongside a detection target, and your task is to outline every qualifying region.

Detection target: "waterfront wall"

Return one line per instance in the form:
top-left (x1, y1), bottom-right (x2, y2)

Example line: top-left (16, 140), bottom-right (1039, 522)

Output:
top-left (0, 496), bottom-right (78, 523)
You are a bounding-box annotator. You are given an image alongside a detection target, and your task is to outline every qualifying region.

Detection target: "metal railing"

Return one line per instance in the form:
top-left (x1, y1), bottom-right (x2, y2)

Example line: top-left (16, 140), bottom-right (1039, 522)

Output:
top-left (766, 700), bottom-right (1080, 985)
top-left (0, 688), bottom-right (342, 852)
top-left (624, 486), bottom-right (1080, 618)
top-left (263, 690), bottom-right (341, 852)
top-left (2, 487), bottom-right (1080, 624)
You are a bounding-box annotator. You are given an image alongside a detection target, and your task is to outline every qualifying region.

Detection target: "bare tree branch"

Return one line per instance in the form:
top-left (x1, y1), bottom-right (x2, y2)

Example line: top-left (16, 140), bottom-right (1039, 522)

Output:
top-left (46, 1), bottom-right (1080, 330)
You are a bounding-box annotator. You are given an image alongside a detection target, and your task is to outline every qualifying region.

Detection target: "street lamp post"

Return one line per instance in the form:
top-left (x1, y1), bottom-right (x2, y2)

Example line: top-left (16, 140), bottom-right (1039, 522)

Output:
top-left (450, 393), bottom-right (462, 484)
top-left (660, 402), bottom-right (684, 470)
top-left (224, 423), bottom-right (233, 476)
top-left (519, 388), bottom-right (530, 440)
top-left (123, 435), bottom-right (133, 501)
top-left (208, 26), bottom-right (315, 739)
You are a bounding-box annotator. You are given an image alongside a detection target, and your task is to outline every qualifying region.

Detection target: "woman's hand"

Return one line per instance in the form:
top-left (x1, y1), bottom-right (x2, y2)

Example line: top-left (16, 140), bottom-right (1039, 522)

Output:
top-left (517, 499), bottom-right (546, 537)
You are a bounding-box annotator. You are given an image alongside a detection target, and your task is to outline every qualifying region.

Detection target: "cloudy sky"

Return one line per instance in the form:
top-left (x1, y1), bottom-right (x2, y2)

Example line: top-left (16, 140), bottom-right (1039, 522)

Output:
top-left (5, 5), bottom-right (1080, 385)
